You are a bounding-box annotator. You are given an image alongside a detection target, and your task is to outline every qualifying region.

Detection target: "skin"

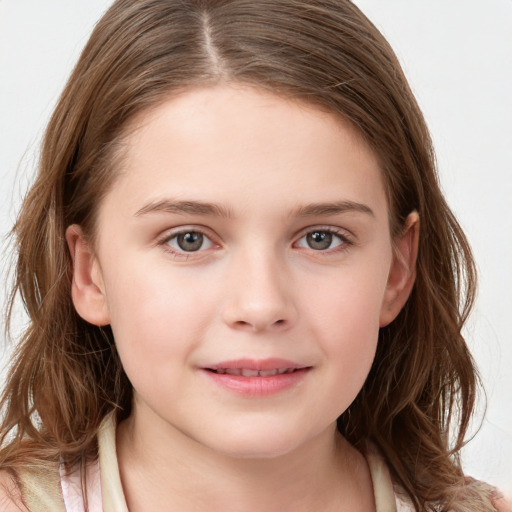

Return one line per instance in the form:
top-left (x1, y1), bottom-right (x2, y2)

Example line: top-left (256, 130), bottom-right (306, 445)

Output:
top-left (67, 85), bottom-right (418, 512)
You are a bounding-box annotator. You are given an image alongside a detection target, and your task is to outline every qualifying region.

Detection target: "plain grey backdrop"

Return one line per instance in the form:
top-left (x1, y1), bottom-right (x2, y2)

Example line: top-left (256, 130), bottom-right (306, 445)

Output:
top-left (1, 0), bottom-right (511, 494)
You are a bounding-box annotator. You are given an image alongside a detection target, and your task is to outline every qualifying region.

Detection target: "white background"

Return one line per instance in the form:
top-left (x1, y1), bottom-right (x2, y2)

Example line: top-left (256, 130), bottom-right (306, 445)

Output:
top-left (1, 0), bottom-right (511, 494)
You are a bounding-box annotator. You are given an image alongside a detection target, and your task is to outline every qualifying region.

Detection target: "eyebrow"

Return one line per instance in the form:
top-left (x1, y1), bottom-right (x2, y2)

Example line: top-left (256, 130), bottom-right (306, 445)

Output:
top-left (135, 199), bottom-right (233, 218)
top-left (292, 200), bottom-right (374, 218)
top-left (134, 199), bottom-right (374, 219)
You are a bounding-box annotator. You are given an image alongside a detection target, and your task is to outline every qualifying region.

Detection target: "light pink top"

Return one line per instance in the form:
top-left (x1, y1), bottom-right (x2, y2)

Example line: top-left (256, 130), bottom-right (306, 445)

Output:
top-left (58, 413), bottom-right (510, 512)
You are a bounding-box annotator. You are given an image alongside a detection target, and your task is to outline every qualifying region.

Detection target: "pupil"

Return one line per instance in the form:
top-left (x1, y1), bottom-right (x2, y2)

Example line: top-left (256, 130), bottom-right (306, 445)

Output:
top-left (178, 232), bottom-right (203, 251)
top-left (307, 231), bottom-right (332, 250)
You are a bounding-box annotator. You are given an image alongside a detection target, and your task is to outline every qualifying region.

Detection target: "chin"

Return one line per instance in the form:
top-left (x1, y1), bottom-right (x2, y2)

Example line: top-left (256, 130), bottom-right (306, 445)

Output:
top-left (200, 422), bottom-right (319, 461)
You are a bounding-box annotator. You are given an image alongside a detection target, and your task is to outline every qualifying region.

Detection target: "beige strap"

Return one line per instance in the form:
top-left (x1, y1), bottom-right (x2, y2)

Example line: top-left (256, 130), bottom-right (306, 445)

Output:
top-left (364, 444), bottom-right (399, 512)
top-left (98, 412), bottom-right (129, 512)
top-left (17, 465), bottom-right (66, 512)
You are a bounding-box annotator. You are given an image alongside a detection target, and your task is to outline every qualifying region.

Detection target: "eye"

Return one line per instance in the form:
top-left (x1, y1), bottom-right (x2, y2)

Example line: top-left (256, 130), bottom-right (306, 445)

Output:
top-left (295, 229), bottom-right (347, 251)
top-left (165, 230), bottom-right (214, 253)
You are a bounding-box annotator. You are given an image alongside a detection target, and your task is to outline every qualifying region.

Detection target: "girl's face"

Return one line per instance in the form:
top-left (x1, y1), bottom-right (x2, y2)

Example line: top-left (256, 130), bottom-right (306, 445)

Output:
top-left (69, 85), bottom-right (416, 459)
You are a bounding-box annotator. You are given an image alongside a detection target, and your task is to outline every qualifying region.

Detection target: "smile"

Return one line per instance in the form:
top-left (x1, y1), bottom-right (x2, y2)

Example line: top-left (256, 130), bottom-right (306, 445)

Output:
top-left (202, 358), bottom-right (310, 396)
top-left (208, 368), bottom-right (298, 377)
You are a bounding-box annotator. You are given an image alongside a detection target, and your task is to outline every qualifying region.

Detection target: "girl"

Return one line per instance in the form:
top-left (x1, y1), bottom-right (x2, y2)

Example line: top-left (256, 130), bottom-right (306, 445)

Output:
top-left (0, 1), bottom-right (510, 511)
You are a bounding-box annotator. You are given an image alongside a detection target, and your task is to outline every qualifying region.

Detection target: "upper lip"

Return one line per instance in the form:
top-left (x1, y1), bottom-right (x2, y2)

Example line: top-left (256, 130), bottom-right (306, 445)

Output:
top-left (204, 358), bottom-right (309, 372)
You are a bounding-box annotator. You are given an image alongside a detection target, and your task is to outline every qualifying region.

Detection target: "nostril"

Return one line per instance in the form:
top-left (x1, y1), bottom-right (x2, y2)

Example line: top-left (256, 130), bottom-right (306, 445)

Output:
top-left (234, 320), bottom-right (251, 327)
top-left (267, 318), bottom-right (288, 329)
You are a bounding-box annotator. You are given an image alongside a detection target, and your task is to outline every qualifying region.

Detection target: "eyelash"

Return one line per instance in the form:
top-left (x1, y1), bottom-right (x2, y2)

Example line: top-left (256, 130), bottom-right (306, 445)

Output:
top-left (158, 226), bottom-right (354, 259)
top-left (294, 227), bottom-right (353, 253)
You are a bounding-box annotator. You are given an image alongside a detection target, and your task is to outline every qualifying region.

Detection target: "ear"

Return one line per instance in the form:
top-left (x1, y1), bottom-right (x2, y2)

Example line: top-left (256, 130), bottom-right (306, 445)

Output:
top-left (66, 224), bottom-right (110, 326)
top-left (379, 211), bottom-right (419, 327)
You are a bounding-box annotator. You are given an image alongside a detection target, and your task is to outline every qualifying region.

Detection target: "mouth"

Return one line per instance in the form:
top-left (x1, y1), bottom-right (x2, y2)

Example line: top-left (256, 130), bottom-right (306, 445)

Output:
top-left (201, 359), bottom-right (310, 396)
top-left (206, 368), bottom-right (300, 377)
top-left (204, 358), bottom-right (309, 375)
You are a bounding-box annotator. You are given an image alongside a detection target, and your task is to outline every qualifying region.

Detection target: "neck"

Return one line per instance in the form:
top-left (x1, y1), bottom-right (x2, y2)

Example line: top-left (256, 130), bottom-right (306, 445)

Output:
top-left (116, 404), bottom-right (375, 512)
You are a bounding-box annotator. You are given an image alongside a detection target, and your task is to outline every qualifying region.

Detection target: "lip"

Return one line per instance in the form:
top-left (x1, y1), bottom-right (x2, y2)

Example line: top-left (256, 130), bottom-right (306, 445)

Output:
top-left (201, 358), bottom-right (311, 397)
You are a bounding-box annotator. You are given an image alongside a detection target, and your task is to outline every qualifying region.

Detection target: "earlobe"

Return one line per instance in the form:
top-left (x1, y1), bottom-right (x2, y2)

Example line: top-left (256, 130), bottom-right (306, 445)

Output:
top-left (379, 212), bottom-right (419, 327)
top-left (66, 224), bottom-right (110, 326)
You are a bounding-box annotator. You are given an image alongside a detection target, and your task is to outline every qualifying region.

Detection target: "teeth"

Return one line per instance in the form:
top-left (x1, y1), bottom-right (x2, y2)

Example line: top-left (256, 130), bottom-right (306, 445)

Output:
top-left (259, 369), bottom-right (278, 377)
top-left (241, 369), bottom-right (259, 377)
top-left (214, 368), bottom-right (297, 376)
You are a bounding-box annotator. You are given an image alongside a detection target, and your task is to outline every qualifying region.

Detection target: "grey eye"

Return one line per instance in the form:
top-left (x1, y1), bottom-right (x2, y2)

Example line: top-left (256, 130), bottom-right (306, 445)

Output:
top-left (296, 230), bottom-right (344, 251)
top-left (169, 231), bottom-right (212, 252)
top-left (307, 231), bottom-right (333, 250)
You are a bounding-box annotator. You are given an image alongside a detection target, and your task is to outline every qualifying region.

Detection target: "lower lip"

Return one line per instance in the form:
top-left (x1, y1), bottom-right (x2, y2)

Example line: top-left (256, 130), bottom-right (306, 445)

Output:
top-left (201, 369), bottom-right (310, 397)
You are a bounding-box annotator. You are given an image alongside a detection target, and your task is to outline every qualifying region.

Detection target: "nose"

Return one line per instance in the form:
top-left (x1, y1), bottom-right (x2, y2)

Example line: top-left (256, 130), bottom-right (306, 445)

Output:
top-left (221, 249), bottom-right (298, 333)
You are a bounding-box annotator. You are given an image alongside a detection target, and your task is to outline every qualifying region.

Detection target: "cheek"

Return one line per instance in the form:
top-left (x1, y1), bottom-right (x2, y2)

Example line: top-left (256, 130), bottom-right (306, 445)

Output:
top-left (102, 262), bottom-right (213, 373)
top-left (302, 260), bottom-right (390, 392)
top-left (305, 262), bottom-right (389, 336)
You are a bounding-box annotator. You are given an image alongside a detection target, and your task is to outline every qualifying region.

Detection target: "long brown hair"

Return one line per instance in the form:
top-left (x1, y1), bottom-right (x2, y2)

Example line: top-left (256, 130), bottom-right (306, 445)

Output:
top-left (1, 1), bottom-right (478, 509)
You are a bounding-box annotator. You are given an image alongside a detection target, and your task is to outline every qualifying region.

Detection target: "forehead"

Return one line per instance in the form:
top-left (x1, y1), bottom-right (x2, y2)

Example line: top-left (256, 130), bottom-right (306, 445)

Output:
top-left (106, 85), bottom-right (387, 221)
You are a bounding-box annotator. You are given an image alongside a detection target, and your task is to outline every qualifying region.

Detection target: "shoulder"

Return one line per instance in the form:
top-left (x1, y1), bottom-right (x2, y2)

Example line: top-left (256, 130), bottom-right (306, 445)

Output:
top-left (461, 478), bottom-right (512, 512)
top-left (394, 478), bottom-right (512, 512)
top-left (0, 469), bottom-right (29, 511)
top-left (0, 464), bottom-right (65, 512)
top-left (493, 494), bottom-right (512, 512)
